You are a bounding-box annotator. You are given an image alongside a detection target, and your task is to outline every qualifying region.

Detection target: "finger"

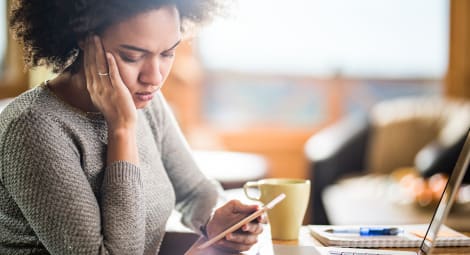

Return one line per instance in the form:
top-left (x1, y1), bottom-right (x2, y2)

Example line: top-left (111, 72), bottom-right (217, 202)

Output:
top-left (242, 222), bottom-right (263, 234)
top-left (83, 36), bottom-right (95, 91)
top-left (226, 232), bottom-right (258, 245)
top-left (93, 36), bottom-right (109, 76)
top-left (106, 52), bottom-right (121, 88)
top-left (257, 213), bottom-right (268, 224)
top-left (230, 200), bottom-right (259, 214)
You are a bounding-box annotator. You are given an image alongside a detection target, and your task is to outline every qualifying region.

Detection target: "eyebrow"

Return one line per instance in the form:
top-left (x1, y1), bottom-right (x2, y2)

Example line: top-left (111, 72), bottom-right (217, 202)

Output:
top-left (119, 39), bottom-right (182, 54)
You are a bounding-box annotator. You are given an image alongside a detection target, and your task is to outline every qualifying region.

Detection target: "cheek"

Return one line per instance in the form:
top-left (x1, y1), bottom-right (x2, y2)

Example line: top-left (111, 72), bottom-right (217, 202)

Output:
top-left (114, 61), bottom-right (139, 90)
top-left (161, 59), bottom-right (175, 81)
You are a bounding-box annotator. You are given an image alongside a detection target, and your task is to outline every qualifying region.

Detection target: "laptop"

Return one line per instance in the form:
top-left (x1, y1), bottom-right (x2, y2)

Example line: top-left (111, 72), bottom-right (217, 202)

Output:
top-left (274, 130), bottom-right (470, 255)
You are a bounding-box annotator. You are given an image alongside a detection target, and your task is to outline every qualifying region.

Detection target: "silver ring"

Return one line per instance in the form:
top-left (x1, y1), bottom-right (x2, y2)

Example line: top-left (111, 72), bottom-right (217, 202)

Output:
top-left (98, 72), bottom-right (109, 76)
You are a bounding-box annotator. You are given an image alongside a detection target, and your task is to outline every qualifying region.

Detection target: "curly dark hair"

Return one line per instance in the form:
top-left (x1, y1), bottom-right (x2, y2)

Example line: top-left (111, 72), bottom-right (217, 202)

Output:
top-left (9, 0), bottom-right (225, 73)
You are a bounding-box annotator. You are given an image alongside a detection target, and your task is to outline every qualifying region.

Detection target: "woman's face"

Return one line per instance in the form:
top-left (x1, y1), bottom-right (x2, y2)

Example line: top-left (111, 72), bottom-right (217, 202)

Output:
top-left (100, 6), bottom-right (181, 109)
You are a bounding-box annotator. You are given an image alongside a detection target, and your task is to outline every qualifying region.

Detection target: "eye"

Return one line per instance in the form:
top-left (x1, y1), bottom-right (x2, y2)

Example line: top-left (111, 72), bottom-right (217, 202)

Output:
top-left (161, 50), bottom-right (175, 58)
top-left (119, 53), bottom-right (142, 63)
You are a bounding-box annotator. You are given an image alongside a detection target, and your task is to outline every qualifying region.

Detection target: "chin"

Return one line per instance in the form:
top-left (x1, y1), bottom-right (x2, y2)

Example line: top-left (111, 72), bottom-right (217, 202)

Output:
top-left (135, 101), bottom-right (150, 109)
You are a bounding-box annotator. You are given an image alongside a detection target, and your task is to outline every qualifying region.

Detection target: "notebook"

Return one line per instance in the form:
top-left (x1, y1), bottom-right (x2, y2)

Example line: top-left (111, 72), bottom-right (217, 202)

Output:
top-left (273, 129), bottom-right (470, 255)
top-left (309, 224), bottom-right (470, 248)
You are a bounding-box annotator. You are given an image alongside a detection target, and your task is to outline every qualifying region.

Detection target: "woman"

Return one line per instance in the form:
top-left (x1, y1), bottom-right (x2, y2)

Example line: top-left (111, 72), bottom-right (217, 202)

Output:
top-left (0, 0), bottom-right (263, 254)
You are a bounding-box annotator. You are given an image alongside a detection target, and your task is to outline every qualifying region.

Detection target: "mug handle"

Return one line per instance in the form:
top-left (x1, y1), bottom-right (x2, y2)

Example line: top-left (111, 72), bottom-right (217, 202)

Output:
top-left (243, 181), bottom-right (260, 201)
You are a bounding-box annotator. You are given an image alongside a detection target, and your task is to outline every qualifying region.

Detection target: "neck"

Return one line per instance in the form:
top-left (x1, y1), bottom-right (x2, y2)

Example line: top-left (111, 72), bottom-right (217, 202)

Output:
top-left (48, 70), bottom-right (100, 113)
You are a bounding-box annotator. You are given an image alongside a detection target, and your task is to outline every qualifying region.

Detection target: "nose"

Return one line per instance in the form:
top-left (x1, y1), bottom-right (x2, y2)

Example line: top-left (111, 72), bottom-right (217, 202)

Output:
top-left (139, 57), bottom-right (164, 86)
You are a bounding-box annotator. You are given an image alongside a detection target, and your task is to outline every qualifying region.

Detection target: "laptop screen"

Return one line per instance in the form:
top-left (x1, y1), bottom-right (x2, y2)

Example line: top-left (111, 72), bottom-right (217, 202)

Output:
top-left (419, 130), bottom-right (470, 255)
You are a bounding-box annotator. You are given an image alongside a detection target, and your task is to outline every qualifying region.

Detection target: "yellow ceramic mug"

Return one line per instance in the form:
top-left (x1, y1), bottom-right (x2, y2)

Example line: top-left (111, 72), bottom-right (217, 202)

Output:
top-left (243, 178), bottom-right (310, 240)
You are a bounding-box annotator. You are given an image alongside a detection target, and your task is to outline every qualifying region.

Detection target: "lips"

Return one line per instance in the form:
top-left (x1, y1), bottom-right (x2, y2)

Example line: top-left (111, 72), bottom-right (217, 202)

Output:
top-left (135, 91), bottom-right (155, 101)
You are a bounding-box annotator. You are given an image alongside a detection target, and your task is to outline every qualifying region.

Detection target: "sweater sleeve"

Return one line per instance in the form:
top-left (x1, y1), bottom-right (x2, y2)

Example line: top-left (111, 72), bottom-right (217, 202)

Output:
top-left (0, 111), bottom-right (145, 255)
top-left (154, 94), bottom-right (221, 233)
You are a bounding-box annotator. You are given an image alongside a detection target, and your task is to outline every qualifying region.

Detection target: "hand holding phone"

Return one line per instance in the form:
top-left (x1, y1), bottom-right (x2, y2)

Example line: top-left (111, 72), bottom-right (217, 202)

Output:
top-left (198, 193), bottom-right (286, 250)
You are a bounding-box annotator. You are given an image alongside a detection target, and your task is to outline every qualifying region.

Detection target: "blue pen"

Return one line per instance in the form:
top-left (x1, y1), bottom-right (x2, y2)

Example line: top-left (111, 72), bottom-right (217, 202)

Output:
top-left (325, 227), bottom-right (403, 236)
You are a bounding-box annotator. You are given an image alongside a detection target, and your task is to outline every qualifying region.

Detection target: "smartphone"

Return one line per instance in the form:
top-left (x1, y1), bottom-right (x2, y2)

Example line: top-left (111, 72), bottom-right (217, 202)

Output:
top-left (197, 193), bottom-right (286, 249)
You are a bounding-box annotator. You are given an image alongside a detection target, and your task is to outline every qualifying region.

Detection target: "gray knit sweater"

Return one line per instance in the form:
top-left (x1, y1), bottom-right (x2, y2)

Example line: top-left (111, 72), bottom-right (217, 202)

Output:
top-left (0, 84), bottom-right (219, 254)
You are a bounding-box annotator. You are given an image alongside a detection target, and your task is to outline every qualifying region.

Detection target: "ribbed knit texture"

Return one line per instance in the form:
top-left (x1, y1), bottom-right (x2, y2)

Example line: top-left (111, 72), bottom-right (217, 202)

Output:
top-left (0, 84), bottom-right (220, 255)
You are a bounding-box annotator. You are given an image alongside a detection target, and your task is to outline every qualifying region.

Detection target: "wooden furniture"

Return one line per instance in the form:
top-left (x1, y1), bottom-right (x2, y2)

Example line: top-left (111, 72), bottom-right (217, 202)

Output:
top-left (275, 227), bottom-right (470, 254)
top-left (446, 0), bottom-right (470, 99)
top-left (182, 226), bottom-right (470, 255)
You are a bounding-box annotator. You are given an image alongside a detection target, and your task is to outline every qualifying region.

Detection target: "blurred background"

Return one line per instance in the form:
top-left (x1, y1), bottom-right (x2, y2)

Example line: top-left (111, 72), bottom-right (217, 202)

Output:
top-left (1, 0), bottom-right (469, 229)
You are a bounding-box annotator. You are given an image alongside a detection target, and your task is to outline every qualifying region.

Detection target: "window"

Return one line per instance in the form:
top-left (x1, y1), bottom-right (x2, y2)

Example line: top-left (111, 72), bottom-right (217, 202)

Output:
top-left (196, 0), bottom-right (449, 128)
top-left (198, 0), bottom-right (449, 78)
top-left (202, 75), bottom-right (329, 128)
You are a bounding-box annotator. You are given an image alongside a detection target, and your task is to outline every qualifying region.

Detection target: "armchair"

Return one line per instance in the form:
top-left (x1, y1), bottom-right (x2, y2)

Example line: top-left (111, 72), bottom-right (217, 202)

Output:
top-left (305, 96), bottom-right (470, 225)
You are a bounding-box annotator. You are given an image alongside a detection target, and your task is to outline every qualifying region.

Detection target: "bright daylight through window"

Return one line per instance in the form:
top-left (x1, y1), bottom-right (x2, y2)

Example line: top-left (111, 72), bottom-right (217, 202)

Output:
top-left (197, 0), bottom-right (448, 79)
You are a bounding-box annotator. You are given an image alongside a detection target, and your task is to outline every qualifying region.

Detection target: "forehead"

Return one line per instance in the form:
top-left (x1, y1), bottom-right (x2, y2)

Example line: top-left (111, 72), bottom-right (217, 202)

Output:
top-left (102, 6), bottom-right (181, 50)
